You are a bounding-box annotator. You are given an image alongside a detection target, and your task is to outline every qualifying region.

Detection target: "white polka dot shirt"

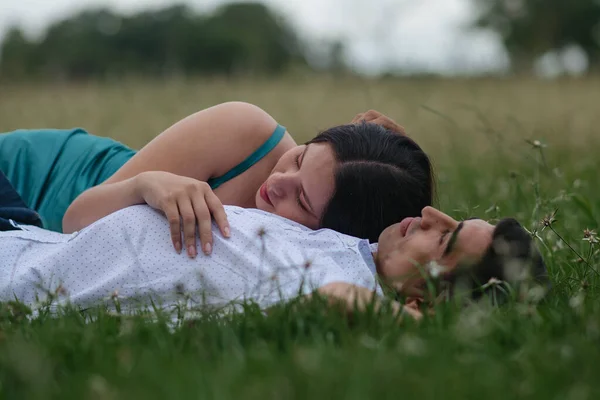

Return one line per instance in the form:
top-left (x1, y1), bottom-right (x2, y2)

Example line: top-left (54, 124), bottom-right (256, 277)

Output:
top-left (0, 205), bottom-right (380, 313)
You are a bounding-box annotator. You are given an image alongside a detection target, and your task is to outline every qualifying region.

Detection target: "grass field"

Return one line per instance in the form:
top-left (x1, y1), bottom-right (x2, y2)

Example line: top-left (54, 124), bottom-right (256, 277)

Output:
top-left (1, 75), bottom-right (600, 399)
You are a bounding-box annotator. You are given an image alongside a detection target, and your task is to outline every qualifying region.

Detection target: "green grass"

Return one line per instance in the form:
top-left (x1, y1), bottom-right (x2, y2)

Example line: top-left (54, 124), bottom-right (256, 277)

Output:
top-left (1, 76), bottom-right (600, 399)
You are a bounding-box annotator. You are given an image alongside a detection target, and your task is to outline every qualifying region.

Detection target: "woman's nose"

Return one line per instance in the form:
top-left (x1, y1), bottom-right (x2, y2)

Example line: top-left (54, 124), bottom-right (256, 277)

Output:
top-left (269, 173), bottom-right (296, 200)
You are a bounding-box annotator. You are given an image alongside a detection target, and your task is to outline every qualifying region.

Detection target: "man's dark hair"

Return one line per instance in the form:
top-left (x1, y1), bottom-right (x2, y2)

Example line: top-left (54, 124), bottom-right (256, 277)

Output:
top-left (306, 122), bottom-right (434, 243)
top-left (449, 218), bottom-right (551, 303)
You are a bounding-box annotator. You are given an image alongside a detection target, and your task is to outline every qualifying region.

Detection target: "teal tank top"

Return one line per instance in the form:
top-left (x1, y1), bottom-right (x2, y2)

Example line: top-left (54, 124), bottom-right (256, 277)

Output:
top-left (0, 124), bottom-right (286, 232)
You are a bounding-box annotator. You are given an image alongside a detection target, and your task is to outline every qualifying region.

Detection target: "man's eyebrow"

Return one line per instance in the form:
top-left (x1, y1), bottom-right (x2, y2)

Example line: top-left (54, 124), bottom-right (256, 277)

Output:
top-left (443, 221), bottom-right (465, 256)
top-left (299, 146), bottom-right (316, 215)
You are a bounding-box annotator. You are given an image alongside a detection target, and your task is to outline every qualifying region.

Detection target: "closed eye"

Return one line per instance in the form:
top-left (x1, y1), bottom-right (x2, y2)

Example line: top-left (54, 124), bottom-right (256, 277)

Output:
top-left (443, 222), bottom-right (465, 256)
top-left (296, 195), bottom-right (306, 210)
top-left (439, 230), bottom-right (450, 245)
top-left (295, 154), bottom-right (308, 211)
top-left (295, 146), bottom-right (317, 217)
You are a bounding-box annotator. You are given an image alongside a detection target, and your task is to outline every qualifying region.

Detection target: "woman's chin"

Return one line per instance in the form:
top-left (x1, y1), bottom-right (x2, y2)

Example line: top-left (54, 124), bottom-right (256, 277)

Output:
top-left (254, 194), bottom-right (269, 212)
top-left (254, 200), bottom-right (280, 218)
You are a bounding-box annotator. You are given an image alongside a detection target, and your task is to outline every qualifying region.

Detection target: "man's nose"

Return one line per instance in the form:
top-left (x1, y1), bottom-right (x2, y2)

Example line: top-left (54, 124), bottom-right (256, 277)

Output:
top-left (420, 206), bottom-right (455, 230)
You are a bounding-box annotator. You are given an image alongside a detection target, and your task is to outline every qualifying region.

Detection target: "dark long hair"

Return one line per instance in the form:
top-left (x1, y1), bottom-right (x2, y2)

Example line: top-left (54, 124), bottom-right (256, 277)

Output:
top-left (307, 122), bottom-right (434, 242)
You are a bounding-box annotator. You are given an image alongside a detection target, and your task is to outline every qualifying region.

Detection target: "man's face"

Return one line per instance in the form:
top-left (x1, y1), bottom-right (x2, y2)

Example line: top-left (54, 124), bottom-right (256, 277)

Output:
top-left (376, 206), bottom-right (495, 293)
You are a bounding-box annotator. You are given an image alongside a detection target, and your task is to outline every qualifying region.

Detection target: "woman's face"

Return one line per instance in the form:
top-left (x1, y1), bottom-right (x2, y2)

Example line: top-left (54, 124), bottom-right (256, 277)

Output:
top-left (255, 143), bottom-right (337, 229)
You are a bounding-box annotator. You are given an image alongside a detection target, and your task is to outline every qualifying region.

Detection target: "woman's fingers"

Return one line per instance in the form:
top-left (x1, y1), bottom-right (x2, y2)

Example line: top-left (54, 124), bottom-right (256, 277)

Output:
top-left (178, 197), bottom-right (198, 258)
top-left (178, 182), bottom-right (230, 257)
top-left (362, 110), bottom-right (381, 121)
top-left (163, 200), bottom-right (183, 254)
top-left (144, 174), bottom-right (230, 257)
top-left (191, 195), bottom-right (214, 256)
top-left (205, 190), bottom-right (230, 239)
top-left (372, 116), bottom-right (406, 135)
top-left (351, 113), bottom-right (364, 123)
top-left (352, 110), bottom-right (407, 135)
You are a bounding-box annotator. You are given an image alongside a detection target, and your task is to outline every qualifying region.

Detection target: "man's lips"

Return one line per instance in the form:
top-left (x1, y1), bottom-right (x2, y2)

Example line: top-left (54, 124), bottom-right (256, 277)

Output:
top-left (399, 217), bottom-right (420, 237)
top-left (259, 183), bottom-right (273, 206)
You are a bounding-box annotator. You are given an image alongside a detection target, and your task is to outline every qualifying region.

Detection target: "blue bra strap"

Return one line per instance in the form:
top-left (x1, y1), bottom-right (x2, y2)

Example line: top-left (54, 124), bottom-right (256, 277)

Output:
top-left (207, 124), bottom-right (286, 190)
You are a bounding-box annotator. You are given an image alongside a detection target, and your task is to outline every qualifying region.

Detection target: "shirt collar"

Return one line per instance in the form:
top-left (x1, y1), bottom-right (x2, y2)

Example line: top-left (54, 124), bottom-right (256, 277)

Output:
top-left (358, 240), bottom-right (378, 276)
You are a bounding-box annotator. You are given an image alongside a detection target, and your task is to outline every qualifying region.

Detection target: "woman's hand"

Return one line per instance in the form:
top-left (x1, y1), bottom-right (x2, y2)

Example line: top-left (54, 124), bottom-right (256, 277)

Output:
top-left (134, 171), bottom-right (230, 257)
top-left (351, 110), bottom-right (407, 135)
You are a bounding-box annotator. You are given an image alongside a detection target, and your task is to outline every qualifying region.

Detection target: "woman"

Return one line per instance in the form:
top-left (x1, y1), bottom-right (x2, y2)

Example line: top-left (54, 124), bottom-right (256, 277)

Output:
top-left (0, 103), bottom-right (433, 256)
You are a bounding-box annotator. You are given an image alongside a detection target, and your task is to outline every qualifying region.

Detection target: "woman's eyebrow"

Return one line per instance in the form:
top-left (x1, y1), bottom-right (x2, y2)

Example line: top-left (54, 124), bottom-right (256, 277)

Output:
top-left (443, 221), bottom-right (465, 256)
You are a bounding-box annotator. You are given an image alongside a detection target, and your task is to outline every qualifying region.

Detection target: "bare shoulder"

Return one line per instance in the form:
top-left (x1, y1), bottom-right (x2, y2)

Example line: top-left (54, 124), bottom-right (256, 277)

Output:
top-left (187, 101), bottom-right (277, 138)
top-left (105, 101), bottom-right (292, 183)
top-left (163, 101), bottom-right (280, 152)
top-left (196, 102), bottom-right (283, 163)
top-left (189, 101), bottom-right (291, 177)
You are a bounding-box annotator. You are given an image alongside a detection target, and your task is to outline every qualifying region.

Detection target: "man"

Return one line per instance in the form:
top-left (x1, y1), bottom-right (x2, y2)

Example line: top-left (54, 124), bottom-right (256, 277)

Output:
top-left (0, 199), bottom-right (549, 321)
top-left (375, 206), bottom-right (550, 303)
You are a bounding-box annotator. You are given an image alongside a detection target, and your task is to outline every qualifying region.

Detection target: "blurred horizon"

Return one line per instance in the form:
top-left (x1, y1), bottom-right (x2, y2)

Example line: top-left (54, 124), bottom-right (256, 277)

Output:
top-left (0, 0), bottom-right (510, 76)
top-left (0, 0), bottom-right (597, 78)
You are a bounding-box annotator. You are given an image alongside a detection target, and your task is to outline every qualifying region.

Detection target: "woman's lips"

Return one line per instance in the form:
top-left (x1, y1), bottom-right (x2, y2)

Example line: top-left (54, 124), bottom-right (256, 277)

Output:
top-left (259, 183), bottom-right (273, 206)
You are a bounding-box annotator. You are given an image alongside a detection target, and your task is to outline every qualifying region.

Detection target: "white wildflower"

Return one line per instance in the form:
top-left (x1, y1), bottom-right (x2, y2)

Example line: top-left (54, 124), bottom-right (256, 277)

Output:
top-left (425, 260), bottom-right (446, 279)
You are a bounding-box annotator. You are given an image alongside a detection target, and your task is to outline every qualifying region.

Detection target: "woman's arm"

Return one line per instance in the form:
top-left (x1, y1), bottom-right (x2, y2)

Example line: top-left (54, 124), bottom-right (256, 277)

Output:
top-left (63, 102), bottom-right (280, 254)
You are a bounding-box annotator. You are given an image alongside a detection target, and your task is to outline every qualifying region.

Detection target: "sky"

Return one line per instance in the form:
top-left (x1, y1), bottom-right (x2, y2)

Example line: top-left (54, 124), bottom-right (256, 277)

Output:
top-left (0, 0), bottom-right (510, 75)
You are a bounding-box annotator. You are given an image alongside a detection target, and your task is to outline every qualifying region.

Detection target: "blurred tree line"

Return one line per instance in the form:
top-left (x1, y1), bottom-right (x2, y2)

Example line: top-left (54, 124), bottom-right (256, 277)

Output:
top-left (2, 0), bottom-right (599, 79)
top-left (473, 0), bottom-right (600, 73)
top-left (0, 3), bottom-right (307, 80)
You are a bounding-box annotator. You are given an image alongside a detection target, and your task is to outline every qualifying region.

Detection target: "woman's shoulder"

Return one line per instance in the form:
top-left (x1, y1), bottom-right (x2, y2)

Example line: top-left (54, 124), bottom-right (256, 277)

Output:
top-left (179, 101), bottom-right (294, 177)
top-left (199, 101), bottom-right (284, 146)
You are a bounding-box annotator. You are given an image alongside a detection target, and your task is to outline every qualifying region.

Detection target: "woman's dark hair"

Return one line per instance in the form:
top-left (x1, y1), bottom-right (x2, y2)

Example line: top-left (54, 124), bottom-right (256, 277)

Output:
top-left (306, 122), bottom-right (434, 243)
